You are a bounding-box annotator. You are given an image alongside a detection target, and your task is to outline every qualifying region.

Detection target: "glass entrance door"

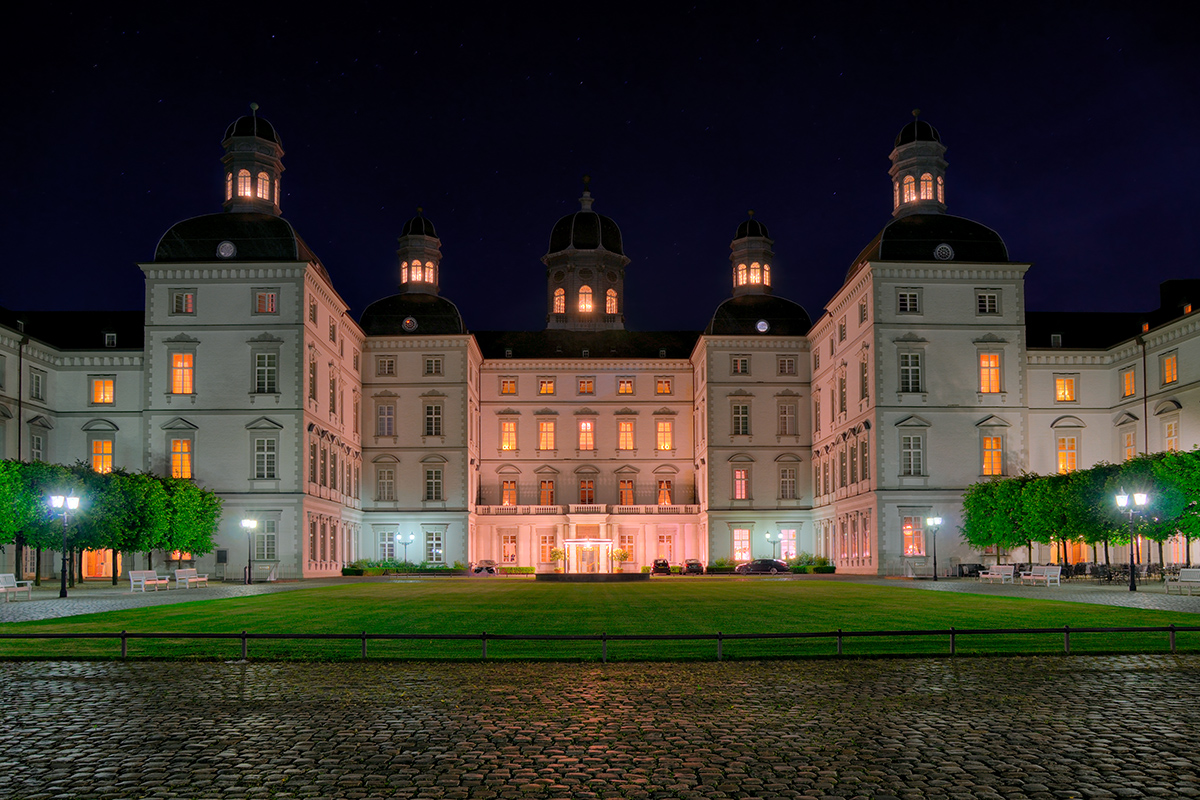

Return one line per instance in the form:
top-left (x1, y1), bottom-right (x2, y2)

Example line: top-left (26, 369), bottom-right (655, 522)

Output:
top-left (564, 539), bottom-right (612, 574)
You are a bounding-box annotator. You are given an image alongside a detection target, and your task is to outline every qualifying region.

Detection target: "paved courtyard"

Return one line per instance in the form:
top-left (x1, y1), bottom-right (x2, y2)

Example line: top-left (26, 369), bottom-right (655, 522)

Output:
top-left (1, 655), bottom-right (1198, 800)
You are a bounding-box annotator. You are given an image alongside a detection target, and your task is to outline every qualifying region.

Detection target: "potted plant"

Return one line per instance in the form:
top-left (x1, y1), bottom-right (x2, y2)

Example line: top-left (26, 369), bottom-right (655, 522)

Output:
top-left (549, 547), bottom-right (567, 573)
top-left (611, 548), bottom-right (630, 572)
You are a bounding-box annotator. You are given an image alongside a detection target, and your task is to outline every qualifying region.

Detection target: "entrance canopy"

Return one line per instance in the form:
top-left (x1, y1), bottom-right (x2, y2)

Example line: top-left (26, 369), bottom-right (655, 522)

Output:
top-left (563, 538), bottom-right (612, 574)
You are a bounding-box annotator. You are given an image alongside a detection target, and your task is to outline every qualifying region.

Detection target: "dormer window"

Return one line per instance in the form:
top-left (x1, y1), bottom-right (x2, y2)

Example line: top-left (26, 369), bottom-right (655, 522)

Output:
top-left (256, 172), bottom-right (271, 200)
top-left (237, 169), bottom-right (252, 198)
top-left (553, 288), bottom-right (565, 314)
top-left (606, 289), bottom-right (618, 314)
top-left (902, 175), bottom-right (916, 203)
top-left (578, 285), bottom-right (593, 312)
top-left (937, 176), bottom-right (944, 203)
top-left (920, 173), bottom-right (933, 200)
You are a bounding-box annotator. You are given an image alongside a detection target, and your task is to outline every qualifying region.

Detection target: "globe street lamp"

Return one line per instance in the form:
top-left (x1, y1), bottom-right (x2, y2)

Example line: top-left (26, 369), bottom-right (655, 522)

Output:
top-left (765, 532), bottom-right (781, 560)
top-left (1115, 491), bottom-right (1149, 592)
top-left (398, 533), bottom-right (415, 566)
top-left (49, 494), bottom-right (80, 599)
top-left (242, 518), bottom-right (257, 585)
top-left (925, 517), bottom-right (943, 582)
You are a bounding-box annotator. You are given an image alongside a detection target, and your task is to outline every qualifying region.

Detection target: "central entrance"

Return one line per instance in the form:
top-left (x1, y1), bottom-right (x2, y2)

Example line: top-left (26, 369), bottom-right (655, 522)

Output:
top-left (564, 538), bottom-right (612, 574)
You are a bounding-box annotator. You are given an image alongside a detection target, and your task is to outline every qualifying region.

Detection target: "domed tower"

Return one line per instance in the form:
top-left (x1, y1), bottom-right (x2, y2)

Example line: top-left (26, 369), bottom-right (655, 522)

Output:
top-left (729, 211), bottom-right (775, 297)
top-left (889, 109), bottom-right (947, 219)
top-left (543, 177), bottom-right (630, 331)
top-left (396, 209), bottom-right (442, 295)
top-left (221, 103), bottom-right (284, 215)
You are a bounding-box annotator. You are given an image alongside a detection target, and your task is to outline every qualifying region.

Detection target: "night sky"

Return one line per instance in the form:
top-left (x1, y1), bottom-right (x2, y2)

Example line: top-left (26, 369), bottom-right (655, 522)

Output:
top-left (4, 3), bottom-right (1196, 333)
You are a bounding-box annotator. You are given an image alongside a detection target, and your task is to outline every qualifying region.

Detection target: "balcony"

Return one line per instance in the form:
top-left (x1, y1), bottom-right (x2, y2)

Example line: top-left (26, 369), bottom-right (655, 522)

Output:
top-left (612, 504), bottom-right (701, 515)
top-left (473, 504), bottom-right (701, 516)
top-left (476, 505), bottom-right (564, 515)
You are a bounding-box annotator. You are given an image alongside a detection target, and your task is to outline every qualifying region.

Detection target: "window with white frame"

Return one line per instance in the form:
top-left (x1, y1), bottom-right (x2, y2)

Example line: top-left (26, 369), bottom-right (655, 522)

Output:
top-left (1122, 427), bottom-right (1137, 461)
top-left (377, 356), bottom-right (396, 377)
top-left (732, 403), bottom-right (751, 436)
top-left (1165, 419), bottom-right (1180, 452)
top-left (426, 530), bottom-right (444, 563)
top-left (1057, 434), bottom-right (1078, 474)
top-left (838, 317), bottom-right (847, 342)
top-left (501, 420), bottom-right (518, 451)
top-left (170, 437), bottom-right (193, 479)
top-left (656, 420), bottom-right (673, 451)
top-left (655, 377), bottom-right (672, 395)
top-left (538, 420), bottom-right (556, 450)
top-left (501, 480), bottom-right (517, 506)
top-left (577, 377), bottom-right (594, 395)
top-left (500, 377), bottom-right (517, 395)
top-left (254, 353), bottom-right (278, 394)
top-left (619, 479), bottom-right (635, 505)
top-left (617, 377), bottom-right (634, 395)
top-left (377, 404), bottom-right (395, 436)
top-left (424, 469), bottom-right (443, 501)
top-left (1162, 351), bottom-right (1179, 385)
top-left (255, 520), bottom-right (278, 560)
top-left (1055, 374), bottom-right (1077, 403)
top-left (902, 516), bottom-right (925, 556)
top-left (979, 353), bottom-right (1002, 393)
top-left (733, 467), bottom-right (750, 500)
top-left (860, 439), bottom-right (870, 482)
top-left (254, 289), bottom-right (278, 315)
top-left (539, 480), bottom-right (555, 505)
top-left (1121, 367), bottom-right (1136, 398)
top-left (897, 289), bottom-right (921, 314)
top-left (617, 420), bottom-right (635, 450)
top-left (779, 528), bottom-right (797, 560)
top-left (168, 353), bottom-right (194, 396)
top-left (900, 434), bottom-right (923, 476)
top-left (90, 376), bottom-right (115, 405)
top-left (657, 479), bottom-right (673, 505)
top-left (378, 530), bottom-right (396, 560)
top-left (982, 434), bottom-right (1003, 476)
top-left (778, 403), bottom-right (796, 436)
top-left (779, 467), bottom-right (796, 500)
top-left (976, 291), bottom-right (1000, 315)
top-left (540, 533), bottom-right (555, 564)
top-left (858, 297), bottom-right (868, 324)
top-left (377, 467), bottom-right (395, 501)
top-left (577, 419), bottom-right (594, 451)
top-left (424, 404), bottom-right (443, 437)
top-left (91, 437), bottom-right (114, 474)
top-left (308, 357), bottom-right (318, 400)
top-left (733, 528), bottom-right (751, 561)
top-left (30, 432), bottom-right (45, 462)
top-left (849, 444), bottom-right (857, 483)
top-left (731, 356), bottom-right (750, 375)
top-left (578, 478), bottom-right (595, 504)
top-left (502, 532), bottom-right (518, 562)
top-left (170, 289), bottom-right (196, 315)
top-left (254, 437), bottom-right (277, 479)
top-left (538, 378), bottom-right (555, 395)
top-left (899, 352), bottom-right (922, 393)
top-left (778, 356), bottom-right (796, 375)
top-left (860, 360), bottom-right (869, 401)
top-left (424, 356), bottom-right (443, 376)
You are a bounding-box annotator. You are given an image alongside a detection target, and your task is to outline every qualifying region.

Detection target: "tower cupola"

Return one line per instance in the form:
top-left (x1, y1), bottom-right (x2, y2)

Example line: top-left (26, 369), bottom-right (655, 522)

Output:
top-left (397, 209), bottom-right (442, 295)
top-left (221, 103), bottom-right (284, 215)
top-left (888, 109), bottom-right (947, 218)
top-left (729, 211), bottom-right (775, 296)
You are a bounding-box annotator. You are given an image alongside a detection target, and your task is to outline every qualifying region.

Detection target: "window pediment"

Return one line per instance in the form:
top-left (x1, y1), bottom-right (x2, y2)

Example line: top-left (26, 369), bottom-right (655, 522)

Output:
top-left (421, 390), bottom-right (447, 398)
top-left (727, 388), bottom-right (755, 397)
top-left (497, 464), bottom-right (522, 474)
top-left (163, 333), bottom-right (200, 344)
top-left (574, 407), bottom-right (598, 416)
top-left (373, 390), bottom-right (399, 398)
top-left (1155, 399), bottom-right (1183, 416)
top-left (893, 332), bottom-right (927, 343)
top-left (246, 332), bottom-right (284, 344)
top-left (81, 419), bottom-right (118, 431)
top-left (420, 454), bottom-right (448, 464)
top-left (652, 464), bottom-right (679, 475)
top-left (973, 333), bottom-right (1008, 344)
top-left (653, 407), bottom-right (678, 416)
top-left (775, 389), bottom-right (800, 397)
top-left (613, 407), bottom-right (638, 416)
top-left (0, 403), bottom-right (11, 420)
top-left (533, 465), bottom-right (560, 475)
top-left (614, 464), bottom-right (641, 475)
top-left (774, 453), bottom-right (802, 462)
top-left (894, 414), bottom-right (931, 428)
top-left (161, 417), bottom-right (199, 431)
top-left (1113, 411), bottom-right (1139, 427)
top-left (372, 454), bottom-right (399, 463)
top-left (1051, 415), bottom-right (1086, 429)
top-left (246, 416), bottom-right (284, 430)
top-left (974, 415), bottom-right (1011, 428)
top-left (728, 452), bottom-right (755, 463)
top-left (496, 407), bottom-right (521, 416)
top-left (534, 407), bottom-right (559, 416)
top-left (574, 465), bottom-right (600, 475)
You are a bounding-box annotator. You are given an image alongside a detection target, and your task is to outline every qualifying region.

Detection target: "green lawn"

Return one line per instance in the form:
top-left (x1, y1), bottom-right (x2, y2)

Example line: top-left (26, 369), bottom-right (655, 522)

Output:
top-left (1, 578), bottom-right (1196, 661)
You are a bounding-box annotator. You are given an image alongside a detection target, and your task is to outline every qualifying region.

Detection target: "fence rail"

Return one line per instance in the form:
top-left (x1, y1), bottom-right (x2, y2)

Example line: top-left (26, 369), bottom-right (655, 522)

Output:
top-left (2, 624), bottom-right (1198, 661)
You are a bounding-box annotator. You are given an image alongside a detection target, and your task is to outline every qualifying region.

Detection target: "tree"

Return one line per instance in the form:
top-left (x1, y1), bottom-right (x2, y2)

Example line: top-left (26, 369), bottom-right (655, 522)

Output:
top-left (163, 478), bottom-right (221, 557)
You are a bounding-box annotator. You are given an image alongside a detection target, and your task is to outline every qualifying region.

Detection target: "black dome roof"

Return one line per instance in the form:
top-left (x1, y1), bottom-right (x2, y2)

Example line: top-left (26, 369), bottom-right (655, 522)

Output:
top-left (735, 218), bottom-right (770, 239)
top-left (155, 212), bottom-right (316, 263)
top-left (548, 211), bottom-right (624, 255)
top-left (846, 214), bottom-right (1009, 283)
top-left (224, 115), bottom-right (280, 145)
top-left (359, 292), bottom-right (465, 336)
top-left (705, 294), bottom-right (811, 336)
top-left (894, 119), bottom-right (941, 147)
top-left (401, 214), bottom-right (437, 238)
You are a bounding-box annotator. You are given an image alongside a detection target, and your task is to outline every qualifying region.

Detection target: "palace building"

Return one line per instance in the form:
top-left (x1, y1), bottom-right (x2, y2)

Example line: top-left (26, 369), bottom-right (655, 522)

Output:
top-left (2, 112), bottom-right (1198, 581)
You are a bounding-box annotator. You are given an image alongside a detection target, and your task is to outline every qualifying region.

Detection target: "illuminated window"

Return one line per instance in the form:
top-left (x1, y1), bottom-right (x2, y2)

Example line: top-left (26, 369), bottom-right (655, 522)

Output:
top-left (733, 529), bottom-right (750, 561)
top-left (578, 479), bottom-right (595, 504)
top-left (619, 479), bottom-right (635, 505)
top-left (618, 421), bottom-right (635, 450)
top-left (902, 517), bottom-right (924, 556)
top-left (778, 403), bottom-right (796, 435)
top-left (1123, 429), bottom-right (1137, 461)
top-left (500, 378), bottom-right (517, 395)
top-left (1187, 304), bottom-right (1194, 314)
top-left (733, 468), bottom-right (749, 500)
top-left (171, 353), bottom-right (194, 394)
top-left (979, 353), bottom-right (1001, 393)
top-left (578, 420), bottom-right (594, 451)
top-left (501, 480), bottom-right (517, 506)
top-left (424, 262), bottom-right (435, 283)
top-left (920, 173), bottom-right (933, 200)
top-left (538, 420), bottom-right (555, 450)
top-left (618, 378), bottom-right (634, 394)
top-left (937, 176), bottom-right (944, 203)
top-left (732, 403), bottom-right (750, 436)
top-left (255, 353), bottom-right (277, 394)
top-left (170, 438), bottom-right (192, 479)
top-left (900, 434), bottom-right (923, 476)
top-left (425, 469), bottom-right (443, 501)
top-left (424, 405), bottom-right (442, 436)
top-left (899, 352), bottom-right (922, 393)
top-left (763, 264), bottom-right (771, 285)
top-left (501, 421), bottom-right (517, 451)
top-left (1055, 376), bottom-right (1076, 402)
top-left (237, 169), bottom-right (251, 197)
top-left (553, 288), bottom-right (565, 314)
top-left (256, 171), bottom-right (270, 200)
top-left (578, 285), bottom-right (593, 312)
top-left (656, 420), bottom-right (673, 451)
top-left (91, 439), bottom-right (114, 473)
top-left (501, 532), bottom-right (517, 562)
top-left (410, 260), bottom-right (423, 282)
top-left (577, 377), bottom-right (594, 395)
top-left (540, 480), bottom-right (555, 505)
top-left (91, 378), bottom-right (114, 404)
top-left (982, 435), bottom-right (1003, 476)
top-left (539, 378), bottom-right (555, 395)
top-left (401, 262), bottom-right (408, 283)
top-left (255, 438), bottom-right (277, 479)
top-left (171, 290), bottom-right (195, 315)
top-left (377, 404), bottom-right (395, 436)
top-left (1056, 435), bottom-right (1077, 474)
top-left (750, 262), bottom-right (762, 283)
top-left (731, 356), bottom-right (749, 375)
top-left (606, 289), bottom-right (618, 314)
top-left (656, 377), bottom-right (672, 395)
top-left (1165, 419), bottom-right (1180, 452)
top-left (377, 468), bottom-right (395, 501)
top-left (1121, 368), bottom-right (1136, 398)
top-left (274, 178), bottom-right (280, 204)
top-left (779, 467), bottom-right (796, 500)
top-left (1162, 352), bottom-right (1178, 385)
top-left (902, 175), bottom-right (916, 203)
top-left (225, 173), bottom-right (232, 200)
top-left (657, 480), bottom-right (673, 505)
top-left (737, 263), bottom-right (747, 285)
top-left (255, 291), bottom-right (277, 314)
top-left (893, 181), bottom-right (899, 209)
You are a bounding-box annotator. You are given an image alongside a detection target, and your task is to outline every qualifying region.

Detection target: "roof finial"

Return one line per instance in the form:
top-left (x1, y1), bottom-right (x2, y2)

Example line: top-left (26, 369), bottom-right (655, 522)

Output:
top-left (912, 108), bottom-right (920, 120)
top-left (747, 209), bottom-right (755, 218)
top-left (250, 102), bottom-right (259, 116)
top-left (416, 206), bottom-right (424, 217)
top-left (579, 175), bottom-right (594, 211)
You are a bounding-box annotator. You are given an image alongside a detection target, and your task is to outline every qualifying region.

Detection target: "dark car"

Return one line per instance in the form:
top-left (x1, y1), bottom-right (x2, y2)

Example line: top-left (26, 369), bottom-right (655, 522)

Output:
top-left (682, 558), bottom-right (704, 575)
top-left (735, 558), bottom-right (788, 575)
top-left (651, 558), bottom-right (673, 575)
top-left (471, 559), bottom-right (499, 576)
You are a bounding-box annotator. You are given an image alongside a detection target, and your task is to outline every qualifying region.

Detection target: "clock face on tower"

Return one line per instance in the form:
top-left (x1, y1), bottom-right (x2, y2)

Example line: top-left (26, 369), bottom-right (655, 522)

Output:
top-left (756, 319), bottom-right (770, 333)
top-left (216, 241), bottom-right (237, 259)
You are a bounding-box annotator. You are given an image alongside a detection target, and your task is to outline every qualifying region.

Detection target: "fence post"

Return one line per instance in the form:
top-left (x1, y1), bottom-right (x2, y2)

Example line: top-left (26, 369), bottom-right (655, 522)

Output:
top-left (949, 626), bottom-right (955, 656)
top-left (120, 630), bottom-right (127, 659)
top-left (361, 631), bottom-right (367, 660)
top-left (1170, 624), bottom-right (1176, 653)
top-left (241, 630), bottom-right (248, 660)
top-left (837, 628), bottom-right (842, 656)
top-left (602, 632), bottom-right (607, 663)
top-left (481, 630), bottom-right (487, 660)
top-left (717, 632), bottom-right (722, 661)
top-left (1063, 624), bottom-right (1070, 655)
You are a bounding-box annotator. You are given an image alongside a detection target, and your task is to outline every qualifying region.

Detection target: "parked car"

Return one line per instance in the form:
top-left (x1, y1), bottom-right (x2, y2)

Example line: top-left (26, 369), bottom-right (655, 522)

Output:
top-left (682, 558), bottom-right (704, 575)
top-left (735, 559), bottom-right (788, 575)
top-left (471, 559), bottom-right (499, 576)
top-left (651, 558), bottom-right (673, 575)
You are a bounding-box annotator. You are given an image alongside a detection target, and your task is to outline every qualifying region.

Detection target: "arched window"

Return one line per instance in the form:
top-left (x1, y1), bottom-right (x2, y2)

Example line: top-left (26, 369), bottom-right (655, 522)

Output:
top-left (411, 260), bottom-right (423, 282)
top-left (237, 169), bottom-right (252, 197)
top-left (902, 175), bottom-right (916, 203)
top-left (750, 262), bottom-right (762, 284)
top-left (893, 181), bottom-right (899, 209)
top-left (553, 288), bottom-right (565, 313)
top-left (937, 176), bottom-right (944, 203)
top-left (401, 262), bottom-right (408, 283)
top-left (737, 263), bottom-right (747, 285)
top-left (425, 263), bottom-right (435, 282)
top-left (274, 178), bottom-right (280, 204)
top-left (225, 173), bottom-right (232, 200)
top-left (763, 264), bottom-right (771, 286)
top-left (578, 285), bottom-right (593, 312)
top-left (920, 173), bottom-right (933, 200)
top-left (606, 288), bottom-right (617, 314)
top-left (257, 171), bottom-right (271, 200)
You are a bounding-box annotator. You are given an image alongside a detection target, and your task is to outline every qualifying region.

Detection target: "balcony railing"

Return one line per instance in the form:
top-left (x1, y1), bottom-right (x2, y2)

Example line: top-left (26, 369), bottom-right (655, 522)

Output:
top-left (612, 504), bottom-right (701, 515)
top-left (475, 504), bottom-right (700, 516)
top-left (476, 505), bottom-right (564, 515)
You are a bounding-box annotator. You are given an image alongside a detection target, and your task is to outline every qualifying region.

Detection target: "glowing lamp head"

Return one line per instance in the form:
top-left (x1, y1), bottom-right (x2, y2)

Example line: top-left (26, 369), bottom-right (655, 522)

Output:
top-left (50, 495), bottom-right (65, 509)
top-left (1116, 493), bottom-right (1129, 508)
top-left (926, 516), bottom-right (942, 527)
top-left (241, 518), bottom-right (258, 531)
top-left (1133, 493), bottom-right (1149, 507)
top-left (67, 496), bottom-right (80, 510)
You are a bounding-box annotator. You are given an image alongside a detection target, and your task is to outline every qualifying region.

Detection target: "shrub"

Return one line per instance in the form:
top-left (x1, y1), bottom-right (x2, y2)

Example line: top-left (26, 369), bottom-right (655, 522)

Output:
top-left (789, 565), bottom-right (810, 574)
top-left (670, 565), bottom-right (682, 574)
top-left (641, 565), bottom-right (651, 574)
top-left (788, 551), bottom-right (816, 567)
top-left (341, 567), bottom-right (364, 576)
top-left (706, 565), bottom-right (736, 574)
top-left (814, 556), bottom-right (830, 567)
top-left (499, 566), bottom-right (535, 575)
top-left (710, 557), bottom-right (734, 568)
top-left (812, 565), bottom-right (836, 574)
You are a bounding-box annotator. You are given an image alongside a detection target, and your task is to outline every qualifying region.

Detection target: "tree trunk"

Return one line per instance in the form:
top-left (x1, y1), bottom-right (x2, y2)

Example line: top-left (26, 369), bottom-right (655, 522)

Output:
top-left (35, 548), bottom-right (42, 587)
top-left (146, 552), bottom-right (153, 570)
top-left (1104, 540), bottom-right (1111, 568)
top-left (111, 549), bottom-right (119, 585)
top-left (1028, 540), bottom-right (1033, 565)
top-left (13, 540), bottom-right (21, 580)
top-left (1061, 539), bottom-right (1071, 572)
top-left (1159, 540), bottom-right (1165, 569)
top-left (1188, 535), bottom-right (1192, 567)
top-left (1092, 544), bottom-right (1098, 565)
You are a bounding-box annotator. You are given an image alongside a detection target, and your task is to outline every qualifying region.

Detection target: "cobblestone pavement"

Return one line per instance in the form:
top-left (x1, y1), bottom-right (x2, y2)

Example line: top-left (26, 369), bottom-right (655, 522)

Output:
top-left (1, 655), bottom-right (1198, 800)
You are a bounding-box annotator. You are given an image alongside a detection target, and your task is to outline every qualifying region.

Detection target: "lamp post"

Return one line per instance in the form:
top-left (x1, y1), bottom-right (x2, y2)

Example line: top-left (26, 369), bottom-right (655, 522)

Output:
top-left (49, 494), bottom-right (80, 599)
top-left (925, 516), bottom-right (942, 581)
top-left (398, 533), bottom-right (415, 565)
top-left (1115, 491), bottom-right (1149, 592)
top-left (765, 532), bottom-right (781, 560)
top-left (242, 518), bottom-right (257, 585)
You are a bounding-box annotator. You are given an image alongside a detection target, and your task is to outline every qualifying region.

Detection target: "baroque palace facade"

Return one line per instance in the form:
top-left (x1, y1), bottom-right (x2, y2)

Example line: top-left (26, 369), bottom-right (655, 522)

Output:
top-left (2, 112), bottom-right (1198, 580)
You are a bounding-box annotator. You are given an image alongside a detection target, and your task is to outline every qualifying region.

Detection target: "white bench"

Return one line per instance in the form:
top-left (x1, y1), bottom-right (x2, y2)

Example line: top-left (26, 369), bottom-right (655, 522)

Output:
top-left (0, 573), bottom-right (33, 602)
top-left (1021, 565), bottom-right (1062, 586)
top-left (174, 568), bottom-right (209, 589)
top-left (979, 564), bottom-right (1015, 584)
top-left (129, 570), bottom-right (170, 592)
top-left (1165, 568), bottom-right (1200, 595)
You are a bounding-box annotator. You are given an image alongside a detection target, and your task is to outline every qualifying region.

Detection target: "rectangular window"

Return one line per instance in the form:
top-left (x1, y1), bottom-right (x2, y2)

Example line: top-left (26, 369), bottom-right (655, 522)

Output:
top-left (255, 353), bottom-right (278, 394)
top-left (860, 439), bottom-right (869, 482)
top-left (733, 529), bottom-right (751, 561)
top-left (255, 290), bottom-right (278, 314)
top-left (377, 404), bottom-right (395, 436)
top-left (255, 520), bottom-right (278, 561)
top-left (501, 421), bottom-right (518, 451)
top-left (731, 356), bottom-right (750, 375)
top-left (91, 377), bottom-right (114, 404)
top-left (501, 480), bottom-right (517, 506)
top-left (778, 356), bottom-right (796, 375)
top-left (860, 361), bottom-right (869, 401)
top-left (578, 419), bottom-right (594, 451)
top-left (1121, 368), bottom-right (1136, 398)
top-left (308, 359), bottom-right (318, 400)
top-left (578, 479), bottom-right (595, 504)
top-left (105, 333), bottom-right (116, 347)
top-left (976, 291), bottom-right (1000, 315)
top-left (378, 530), bottom-right (396, 560)
top-left (424, 357), bottom-right (443, 376)
top-left (170, 354), bottom-right (194, 394)
top-left (838, 374), bottom-right (847, 413)
top-left (377, 468), bottom-right (395, 501)
top-left (838, 317), bottom-right (847, 342)
top-left (30, 433), bottom-right (45, 462)
top-left (778, 403), bottom-right (796, 436)
top-left (309, 442), bottom-right (318, 483)
top-left (1055, 376), bottom-right (1076, 402)
top-left (319, 447), bottom-right (327, 486)
top-left (425, 469), bottom-right (443, 501)
top-left (377, 357), bottom-right (396, 376)
top-left (902, 517), bottom-right (925, 556)
top-left (91, 438), bottom-right (114, 474)
top-left (779, 528), bottom-right (797, 560)
top-left (501, 533), bottom-right (517, 563)
top-left (899, 352), bottom-right (922, 393)
top-left (779, 467), bottom-right (796, 500)
top-left (655, 377), bottom-right (672, 395)
top-left (1056, 435), bottom-right (1077, 474)
top-left (500, 377), bottom-right (517, 395)
top-left (329, 376), bottom-right (338, 415)
top-left (656, 420), bottom-right (673, 451)
top-left (1123, 429), bottom-right (1137, 461)
top-left (539, 480), bottom-right (555, 505)
top-left (171, 290), bottom-right (195, 315)
top-left (617, 377), bottom-right (634, 395)
top-left (170, 438), bottom-right (192, 479)
top-left (426, 531), bottom-right (444, 563)
top-left (900, 434), bottom-right (923, 476)
top-left (619, 479), bottom-right (635, 505)
top-left (1162, 352), bottom-right (1179, 385)
top-left (733, 467), bottom-right (749, 500)
top-left (424, 405), bottom-right (442, 437)
top-left (814, 396), bottom-right (821, 433)
top-left (618, 421), bottom-right (635, 450)
top-left (308, 297), bottom-right (318, 323)
top-left (979, 353), bottom-right (1001, 393)
top-left (849, 442), bottom-right (858, 483)
top-left (352, 351), bottom-right (359, 372)
top-left (982, 435), bottom-right (1003, 476)
top-left (1165, 420), bottom-right (1180, 452)
top-left (329, 321), bottom-right (338, 343)
top-left (657, 480), bottom-right (673, 505)
top-left (577, 377), bottom-right (594, 395)
top-left (538, 420), bottom-right (556, 450)
top-left (813, 350), bottom-right (820, 371)
top-left (897, 290), bottom-right (920, 314)
top-left (540, 534), bottom-right (555, 564)
top-left (254, 438), bottom-right (277, 479)
top-left (732, 403), bottom-right (750, 436)
top-left (858, 297), bottom-right (868, 324)
top-left (538, 378), bottom-right (555, 395)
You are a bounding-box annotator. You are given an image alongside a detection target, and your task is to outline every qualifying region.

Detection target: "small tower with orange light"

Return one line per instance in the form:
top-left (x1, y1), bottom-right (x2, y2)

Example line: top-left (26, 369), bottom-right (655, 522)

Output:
top-left (221, 103), bottom-right (285, 215)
